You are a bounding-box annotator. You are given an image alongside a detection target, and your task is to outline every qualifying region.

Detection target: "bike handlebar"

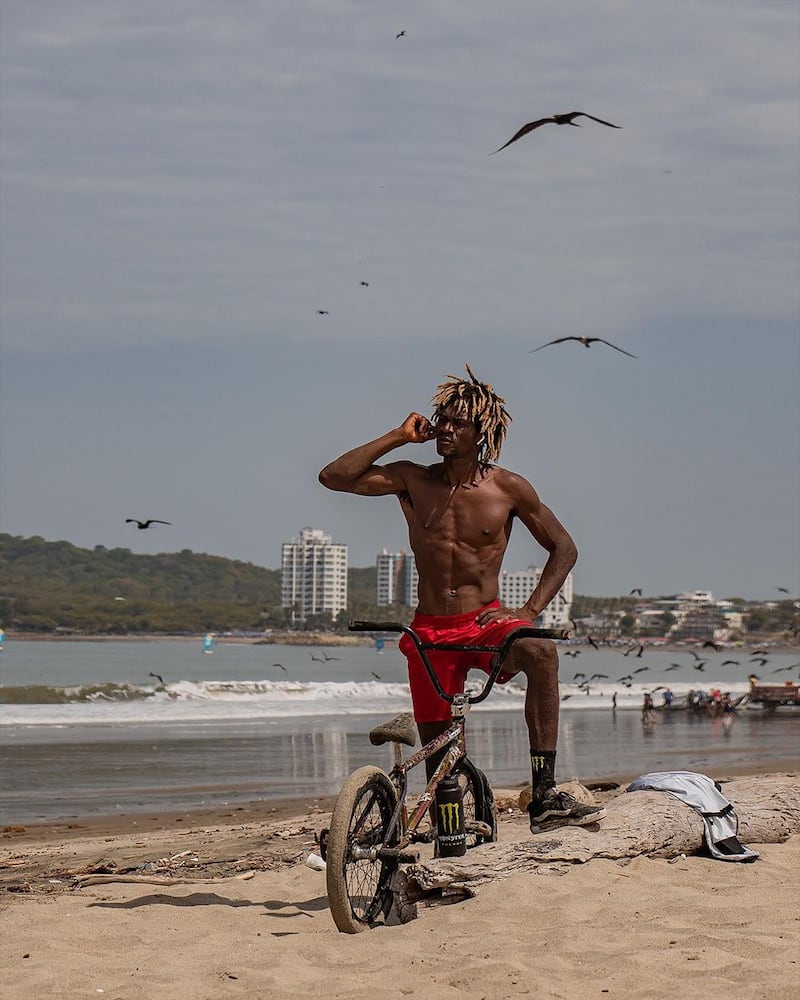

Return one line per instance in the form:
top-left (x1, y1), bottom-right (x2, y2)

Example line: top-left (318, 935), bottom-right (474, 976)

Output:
top-left (348, 619), bottom-right (570, 706)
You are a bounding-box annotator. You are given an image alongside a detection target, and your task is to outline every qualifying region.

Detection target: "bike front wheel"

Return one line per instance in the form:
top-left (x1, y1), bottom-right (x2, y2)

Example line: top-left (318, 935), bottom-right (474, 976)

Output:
top-left (326, 765), bottom-right (399, 934)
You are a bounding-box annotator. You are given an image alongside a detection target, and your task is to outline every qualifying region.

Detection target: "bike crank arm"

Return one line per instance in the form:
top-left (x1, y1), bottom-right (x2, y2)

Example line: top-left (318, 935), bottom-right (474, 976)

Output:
top-left (348, 844), bottom-right (420, 864)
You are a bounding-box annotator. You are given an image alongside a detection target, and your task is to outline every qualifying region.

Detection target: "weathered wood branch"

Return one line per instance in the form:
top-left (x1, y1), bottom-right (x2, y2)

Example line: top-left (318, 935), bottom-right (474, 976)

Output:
top-left (391, 776), bottom-right (800, 917)
top-left (73, 869), bottom-right (257, 888)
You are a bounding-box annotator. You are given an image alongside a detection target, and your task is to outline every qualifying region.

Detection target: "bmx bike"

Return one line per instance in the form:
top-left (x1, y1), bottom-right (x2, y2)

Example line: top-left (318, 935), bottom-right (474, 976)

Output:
top-left (323, 618), bottom-right (569, 933)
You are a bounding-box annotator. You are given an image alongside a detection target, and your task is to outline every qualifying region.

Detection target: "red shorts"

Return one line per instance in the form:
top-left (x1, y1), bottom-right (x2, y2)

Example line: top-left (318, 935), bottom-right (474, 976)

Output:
top-left (399, 601), bottom-right (533, 723)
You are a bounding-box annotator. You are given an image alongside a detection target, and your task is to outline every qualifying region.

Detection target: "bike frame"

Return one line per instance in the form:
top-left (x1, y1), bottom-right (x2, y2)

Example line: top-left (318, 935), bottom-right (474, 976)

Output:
top-left (348, 620), bottom-right (569, 857)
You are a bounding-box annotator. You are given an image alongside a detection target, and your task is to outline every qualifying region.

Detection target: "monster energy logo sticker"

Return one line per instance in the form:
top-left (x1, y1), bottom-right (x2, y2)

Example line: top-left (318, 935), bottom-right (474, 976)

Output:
top-left (438, 801), bottom-right (462, 836)
top-left (530, 755), bottom-right (547, 771)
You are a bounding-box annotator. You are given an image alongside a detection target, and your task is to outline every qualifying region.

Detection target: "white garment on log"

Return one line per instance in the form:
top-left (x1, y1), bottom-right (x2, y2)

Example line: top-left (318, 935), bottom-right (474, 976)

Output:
top-left (626, 771), bottom-right (759, 862)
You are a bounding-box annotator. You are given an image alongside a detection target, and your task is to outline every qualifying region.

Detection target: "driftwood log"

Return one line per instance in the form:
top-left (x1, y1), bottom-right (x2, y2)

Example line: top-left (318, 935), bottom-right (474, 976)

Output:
top-left (391, 776), bottom-right (800, 920)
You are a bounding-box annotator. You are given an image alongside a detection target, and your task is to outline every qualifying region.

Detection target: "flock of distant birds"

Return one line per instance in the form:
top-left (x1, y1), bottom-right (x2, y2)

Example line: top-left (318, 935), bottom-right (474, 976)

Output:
top-left (558, 631), bottom-right (798, 702)
top-left (142, 580), bottom-right (796, 691)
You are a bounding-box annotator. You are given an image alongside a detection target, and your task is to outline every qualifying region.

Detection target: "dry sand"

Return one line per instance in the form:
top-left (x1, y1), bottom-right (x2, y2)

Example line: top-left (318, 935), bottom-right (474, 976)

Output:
top-left (1, 780), bottom-right (798, 1000)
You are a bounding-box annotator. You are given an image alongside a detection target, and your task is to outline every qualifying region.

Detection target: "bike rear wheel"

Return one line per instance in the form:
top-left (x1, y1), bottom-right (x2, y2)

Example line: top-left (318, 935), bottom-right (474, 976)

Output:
top-left (326, 765), bottom-right (399, 934)
top-left (456, 758), bottom-right (497, 847)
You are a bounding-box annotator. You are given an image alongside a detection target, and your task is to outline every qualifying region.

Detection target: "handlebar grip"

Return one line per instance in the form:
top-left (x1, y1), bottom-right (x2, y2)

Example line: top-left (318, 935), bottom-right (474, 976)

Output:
top-left (525, 627), bottom-right (571, 640)
top-left (348, 620), bottom-right (404, 633)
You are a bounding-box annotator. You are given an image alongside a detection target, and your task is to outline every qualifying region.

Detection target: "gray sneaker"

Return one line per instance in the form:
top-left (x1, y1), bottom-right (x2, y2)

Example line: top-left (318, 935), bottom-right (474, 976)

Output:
top-left (528, 789), bottom-right (607, 833)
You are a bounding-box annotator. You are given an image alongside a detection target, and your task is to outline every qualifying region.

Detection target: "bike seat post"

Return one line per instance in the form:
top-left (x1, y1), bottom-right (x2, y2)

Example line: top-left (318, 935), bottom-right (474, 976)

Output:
top-left (450, 694), bottom-right (470, 719)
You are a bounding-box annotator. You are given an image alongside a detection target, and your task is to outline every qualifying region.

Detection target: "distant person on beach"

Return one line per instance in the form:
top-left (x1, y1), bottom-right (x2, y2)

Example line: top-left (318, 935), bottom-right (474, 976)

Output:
top-left (320, 365), bottom-right (606, 834)
top-left (642, 691), bottom-right (655, 723)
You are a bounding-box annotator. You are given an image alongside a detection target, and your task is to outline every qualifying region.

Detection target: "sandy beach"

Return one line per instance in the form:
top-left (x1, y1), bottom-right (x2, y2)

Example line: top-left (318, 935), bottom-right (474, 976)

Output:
top-left (2, 768), bottom-right (798, 1000)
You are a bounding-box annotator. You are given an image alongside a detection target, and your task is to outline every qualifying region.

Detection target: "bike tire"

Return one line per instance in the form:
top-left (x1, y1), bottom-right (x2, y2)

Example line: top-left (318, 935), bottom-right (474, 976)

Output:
top-left (456, 758), bottom-right (497, 847)
top-left (326, 765), bottom-right (399, 934)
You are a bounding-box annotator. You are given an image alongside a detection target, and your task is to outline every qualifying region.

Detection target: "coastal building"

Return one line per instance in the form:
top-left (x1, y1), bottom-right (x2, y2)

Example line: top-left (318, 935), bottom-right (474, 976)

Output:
top-left (499, 567), bottom-right (574, 628)
top-left (281, 527), bottom-right (348, 624)
top-left (376, 550), bottom-right (418, 607)
top-left (667, 590), bottom-right (727, 642)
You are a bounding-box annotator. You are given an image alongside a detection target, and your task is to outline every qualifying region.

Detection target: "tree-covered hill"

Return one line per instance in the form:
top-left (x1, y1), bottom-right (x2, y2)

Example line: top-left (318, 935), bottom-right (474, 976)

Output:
top-left (0, 534), bottom-right (279, 633)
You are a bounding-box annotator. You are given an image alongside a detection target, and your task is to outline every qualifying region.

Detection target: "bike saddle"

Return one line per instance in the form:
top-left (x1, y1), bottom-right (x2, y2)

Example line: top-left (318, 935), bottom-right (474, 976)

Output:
top-left (369, 712), bottom-right (418, 747)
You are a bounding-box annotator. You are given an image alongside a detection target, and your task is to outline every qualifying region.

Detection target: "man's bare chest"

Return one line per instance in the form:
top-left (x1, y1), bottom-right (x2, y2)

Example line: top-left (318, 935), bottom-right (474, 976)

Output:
top-left (404, 481), bottom-right (512, 542)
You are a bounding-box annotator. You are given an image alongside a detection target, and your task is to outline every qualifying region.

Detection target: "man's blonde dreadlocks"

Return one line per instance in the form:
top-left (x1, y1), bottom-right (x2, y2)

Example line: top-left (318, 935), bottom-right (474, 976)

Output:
top-left (431, 364), bottom-right (511, 463)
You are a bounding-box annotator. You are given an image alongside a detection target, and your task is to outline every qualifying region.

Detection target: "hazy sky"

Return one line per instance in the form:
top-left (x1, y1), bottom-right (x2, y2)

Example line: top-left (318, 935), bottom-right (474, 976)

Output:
top-left (1, 1), bottom-right (798, 600)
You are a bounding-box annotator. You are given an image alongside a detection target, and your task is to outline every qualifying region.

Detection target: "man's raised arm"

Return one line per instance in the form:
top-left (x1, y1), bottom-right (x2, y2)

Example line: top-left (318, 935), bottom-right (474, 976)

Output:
top-left (319, 413), bottom-right (435, 496)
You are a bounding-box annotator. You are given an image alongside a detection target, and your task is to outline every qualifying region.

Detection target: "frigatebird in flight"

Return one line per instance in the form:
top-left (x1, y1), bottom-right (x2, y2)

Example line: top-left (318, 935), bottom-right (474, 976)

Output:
top-left (530, 336), bottom-right (636, 358)
top-left (493, 111), bottom-right (621, 153)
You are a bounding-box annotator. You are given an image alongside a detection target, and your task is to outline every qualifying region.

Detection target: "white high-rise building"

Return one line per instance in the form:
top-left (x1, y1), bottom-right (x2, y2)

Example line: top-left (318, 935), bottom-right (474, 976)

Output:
top-left (499, 567), bottom-right (573, 628)
top-left (281, 527), bottom-right (348, 624)
top-left (376, 550), bottom-right (418, 607)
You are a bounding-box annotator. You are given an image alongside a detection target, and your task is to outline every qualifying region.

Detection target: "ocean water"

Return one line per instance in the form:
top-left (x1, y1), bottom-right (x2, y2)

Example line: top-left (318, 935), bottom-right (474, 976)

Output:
top-left (1, 638), bottom-right (797, 824)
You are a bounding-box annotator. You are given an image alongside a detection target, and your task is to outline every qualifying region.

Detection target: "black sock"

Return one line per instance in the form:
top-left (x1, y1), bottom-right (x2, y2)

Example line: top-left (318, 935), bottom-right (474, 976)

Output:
top-left (530, 750), bottom-right (557, 803)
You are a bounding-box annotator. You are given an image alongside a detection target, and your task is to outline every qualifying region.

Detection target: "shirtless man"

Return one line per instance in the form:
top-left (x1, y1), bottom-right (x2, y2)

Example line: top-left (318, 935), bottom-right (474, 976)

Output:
top-left (319, 365), bottom-right (605, 833)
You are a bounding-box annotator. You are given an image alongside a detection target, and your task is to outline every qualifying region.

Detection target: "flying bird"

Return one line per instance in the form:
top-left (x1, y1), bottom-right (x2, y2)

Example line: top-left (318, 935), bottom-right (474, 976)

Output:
top-left (702, 640), bottom-right (722, 652)
top-left (322, 651), bottom-right (339, 662)
top-left (624, 644), bottom-right (645, 658)
top-left (371, 671), bottom-right (382, 680)
top-left (317, 310), bottom-right (329, 315)
top-left (273, 663), bottom-right (288, 674)
top-left (665, 663), bottom-right (683, 671)
top-left (586, 635), bottom-right (600, 650)
top-left (563, 649), bottom-right (582, 658)
top-left (493, 111), bottom-right (621, 153)
top-left (572, 672), bottom-right (586, 681)
top-left (530, 336), bottom-right (636, 358)
top-left (721, 660), bottom-right (740, 666)
top-left (395, 30), bottom-right (405, 38)
top-left (126, 519), bottom-right (171, 530)
top-left (588, 673), bottom-right (609, 681)
top-left (629, 589), bottom-right (642, 597)
top-left (632, 666), bottom-right (649, 674)
top-left (775, 587), bottom-right (791, 594)
top-left (693, 662), bottom-right (707, 672)
top-left (148, 672), bottom-right (164, 685)
top-left (360, 281), bottom-right (369, 287)
top-left (310, 653), bottom-right (324, 662)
